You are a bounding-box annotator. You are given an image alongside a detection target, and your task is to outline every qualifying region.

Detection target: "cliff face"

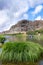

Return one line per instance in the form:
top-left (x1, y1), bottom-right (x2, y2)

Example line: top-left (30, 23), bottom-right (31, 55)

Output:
top-left (2, 20), bottom-right (43, 34)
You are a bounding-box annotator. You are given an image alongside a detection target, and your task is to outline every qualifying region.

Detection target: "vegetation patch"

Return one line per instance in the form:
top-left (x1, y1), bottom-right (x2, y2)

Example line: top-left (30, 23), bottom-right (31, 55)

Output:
top-left (27, 29), bottom-right (43, 35)
top-left (0, 42), bottom-right (43, 63)
top-left (0, 36), bottom-right (6, 44)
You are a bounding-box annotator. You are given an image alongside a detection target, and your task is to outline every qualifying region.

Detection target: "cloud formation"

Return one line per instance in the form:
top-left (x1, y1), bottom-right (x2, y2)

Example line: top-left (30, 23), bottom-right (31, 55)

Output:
top-left (32, 5), bottom-right (43, 15)
top-left (0, 0), bottom-right (43, 32)
top-left (0, 10), bottom-right (8, 25)
top-left (35, 16), bottom-right (43, 20)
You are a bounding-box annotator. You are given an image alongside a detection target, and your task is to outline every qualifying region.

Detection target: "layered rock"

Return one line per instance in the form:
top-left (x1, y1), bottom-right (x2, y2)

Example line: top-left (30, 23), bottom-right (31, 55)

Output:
top-left (2, 20), bottom-right (43, 34)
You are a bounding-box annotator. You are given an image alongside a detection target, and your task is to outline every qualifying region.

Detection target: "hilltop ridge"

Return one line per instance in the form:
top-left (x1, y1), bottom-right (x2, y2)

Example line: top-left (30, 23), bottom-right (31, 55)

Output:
top-left (2, 20), bottom-right (43, 34)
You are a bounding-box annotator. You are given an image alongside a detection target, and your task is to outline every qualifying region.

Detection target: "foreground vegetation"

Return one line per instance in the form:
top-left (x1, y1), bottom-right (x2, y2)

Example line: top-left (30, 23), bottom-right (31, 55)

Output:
top-left (0, 41), bottom-right (43, 63)
top-left (0, 35), bottom-right (6, 44)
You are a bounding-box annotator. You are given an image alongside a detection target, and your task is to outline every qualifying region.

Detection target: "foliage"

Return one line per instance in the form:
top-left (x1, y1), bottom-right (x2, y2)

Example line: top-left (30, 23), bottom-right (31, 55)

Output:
top-left (1, 41), bottom-right (43, 62)
top-left (35, 29), bottom-right (43, 34)
top-left (0, 36), bottom-right (6, 44)
top-left (27, 31), bottom-right (37, 35)
top-left (27, 29), bottom-right (43, 35)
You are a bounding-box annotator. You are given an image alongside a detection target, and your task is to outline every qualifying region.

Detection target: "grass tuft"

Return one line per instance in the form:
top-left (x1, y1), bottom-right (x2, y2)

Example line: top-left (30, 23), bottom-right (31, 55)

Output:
top-left (0, 41), bottom-right (43, 62)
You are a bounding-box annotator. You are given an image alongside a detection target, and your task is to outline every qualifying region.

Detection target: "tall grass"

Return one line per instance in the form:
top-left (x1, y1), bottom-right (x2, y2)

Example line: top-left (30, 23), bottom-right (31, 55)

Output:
top-left (0, 41), bottom-right (43, 62)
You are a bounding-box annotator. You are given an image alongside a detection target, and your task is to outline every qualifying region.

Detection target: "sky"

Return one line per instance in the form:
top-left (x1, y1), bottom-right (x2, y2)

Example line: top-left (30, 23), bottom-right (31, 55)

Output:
top-left (0, 0), bottom-right (43, 32)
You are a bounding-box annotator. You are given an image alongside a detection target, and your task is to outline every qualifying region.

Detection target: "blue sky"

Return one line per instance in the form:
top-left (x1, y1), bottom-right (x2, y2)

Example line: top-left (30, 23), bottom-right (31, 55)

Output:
top-left (0, 0), bottom-right (43, 32)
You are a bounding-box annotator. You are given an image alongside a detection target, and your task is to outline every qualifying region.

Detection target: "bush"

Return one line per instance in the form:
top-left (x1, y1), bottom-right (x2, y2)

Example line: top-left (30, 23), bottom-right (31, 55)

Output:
top-left (27, 31), bottom-right (36, 35)
top-left (1, 42), bottom-right (43, 62)
top-left (35, 29), bottom-right (43, 34)
top-left (0, 36), bottom-right (6, 44)
top-left (27, 29), bottom-right (43, 35)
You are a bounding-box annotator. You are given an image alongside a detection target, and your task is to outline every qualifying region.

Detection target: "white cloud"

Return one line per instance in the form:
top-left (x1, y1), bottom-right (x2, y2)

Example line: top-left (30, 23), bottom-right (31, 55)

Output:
top-left (25, 0), bottom-right (43, 8)
top-left (23, 13), bottom-right (28, 19)
top-left (35, 16), bottom-right (43, 20)
top-left (14, 6), bottom-right (28, 18)
top-left (32, 5), bottom-right (43, 15)
top-left (0, 10), bottom-right (9, 25)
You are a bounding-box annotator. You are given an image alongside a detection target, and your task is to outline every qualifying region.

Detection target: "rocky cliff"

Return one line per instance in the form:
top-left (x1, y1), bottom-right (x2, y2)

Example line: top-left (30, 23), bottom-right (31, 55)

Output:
top-left (2, 20), bottom-right (43, 34)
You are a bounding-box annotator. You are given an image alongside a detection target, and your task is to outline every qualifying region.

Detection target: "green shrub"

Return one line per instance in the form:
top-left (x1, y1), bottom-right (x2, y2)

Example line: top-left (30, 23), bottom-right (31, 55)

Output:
top-left (1, 42), bottom-right (43, 62)
top-left (0, 36), bottom-right (6, 44)
top-left (35, 29), bottom-right (43, 34)
top-left (27, 31), bottom-right (36, 35)
top-left (27, 29), bottom-right (43, 35)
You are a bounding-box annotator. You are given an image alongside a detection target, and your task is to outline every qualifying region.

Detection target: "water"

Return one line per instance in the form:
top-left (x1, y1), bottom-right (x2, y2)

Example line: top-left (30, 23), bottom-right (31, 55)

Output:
top-left (39, 60), bottom-right (43, 65)
top-left (4, 35), bottom-right (43, 46)
top-left (26, 35), bottom-right (43, 46)
top-left (4, 35), bottom-right (26, 42)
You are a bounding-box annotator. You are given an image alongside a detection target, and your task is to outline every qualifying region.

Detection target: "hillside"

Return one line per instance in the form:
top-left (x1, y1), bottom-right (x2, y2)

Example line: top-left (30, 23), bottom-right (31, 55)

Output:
top-left (2, 20), bottom-right (43, 34)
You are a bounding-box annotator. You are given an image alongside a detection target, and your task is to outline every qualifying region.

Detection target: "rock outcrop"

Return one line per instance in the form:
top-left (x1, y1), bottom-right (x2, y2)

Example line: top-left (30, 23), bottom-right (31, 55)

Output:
top-left (2, 20), bottom-right (43, 34)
